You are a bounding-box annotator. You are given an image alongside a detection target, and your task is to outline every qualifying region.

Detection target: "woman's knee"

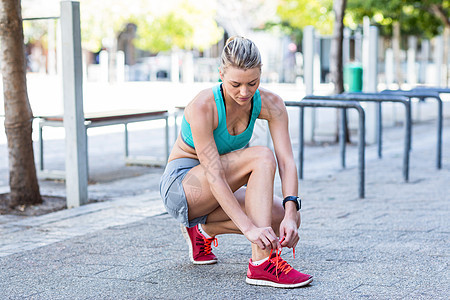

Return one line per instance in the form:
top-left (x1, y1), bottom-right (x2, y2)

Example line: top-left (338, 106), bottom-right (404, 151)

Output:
top-left (248, 146), bottom-right (276, 172)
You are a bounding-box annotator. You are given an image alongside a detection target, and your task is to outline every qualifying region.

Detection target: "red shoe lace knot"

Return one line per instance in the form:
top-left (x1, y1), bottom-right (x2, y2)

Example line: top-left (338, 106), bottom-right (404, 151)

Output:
top-left (203, 237), bottom-right (218, 254)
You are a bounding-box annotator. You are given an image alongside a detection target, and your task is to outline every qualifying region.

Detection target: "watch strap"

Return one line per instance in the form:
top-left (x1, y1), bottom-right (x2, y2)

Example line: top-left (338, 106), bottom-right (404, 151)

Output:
top-left (282, 196), bottom-right (301, 211)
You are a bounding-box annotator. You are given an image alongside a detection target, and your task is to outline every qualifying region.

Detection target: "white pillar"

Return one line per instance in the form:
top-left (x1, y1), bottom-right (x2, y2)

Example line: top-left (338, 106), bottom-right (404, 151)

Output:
top-left (303, 26), bottom-right (315, 95)
top-left (367, 26), bottom-right (379, 92)
top-left (363, 24), bottom-right (379, 144)
top-left (343, 27), bottom-right (351, 66)
top-left (354, 29), bottom-right (362, 62)
top-left (182, 51), bottom-right (194, 83)
top-left (171, 50), bottom-right (180, 83)
top-left (407, 36), bottom-right (417, 86)
top-left (303, 26), bottom-right (316, 142)
top-left (419, 39), bottom-right (430, 84)
top-left (116, 51), bottom-right (125, 83)
top-left (99, 50), bottom-right (109, 82)
top-left (434, 35), bottom-right (443, 86)
top-left (385, 48), bottom-right (394, 86)
top-left (362, 17), bottom-right (370, 92)
top-left (60, 0), bottom-right (88, 208)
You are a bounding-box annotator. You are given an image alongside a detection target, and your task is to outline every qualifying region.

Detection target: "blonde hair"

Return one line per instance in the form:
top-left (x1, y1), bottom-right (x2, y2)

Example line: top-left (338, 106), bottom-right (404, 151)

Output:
top-left (220, 36), bottom-right (262, 73)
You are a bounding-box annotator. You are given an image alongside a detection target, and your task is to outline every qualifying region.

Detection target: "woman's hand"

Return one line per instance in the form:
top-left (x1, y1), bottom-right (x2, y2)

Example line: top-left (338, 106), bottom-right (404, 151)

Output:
top-left (244, 226), bottom-right (281, 251)
top-left (279, 215), bottom-right (300, 249)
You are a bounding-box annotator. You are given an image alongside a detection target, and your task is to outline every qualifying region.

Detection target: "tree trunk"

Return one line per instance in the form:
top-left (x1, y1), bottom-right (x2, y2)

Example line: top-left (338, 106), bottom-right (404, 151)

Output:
top-left (0, 0), bottom-right (42, 207)
top-left (330, 0), bottom-right (348, 143)
top-left (330, 0), bottom-right (347, 94)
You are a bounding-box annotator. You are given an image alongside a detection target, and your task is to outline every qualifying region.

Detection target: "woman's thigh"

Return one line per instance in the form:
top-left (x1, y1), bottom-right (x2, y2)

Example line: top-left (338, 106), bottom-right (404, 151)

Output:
top-left (205, 187), bottom-right (284, 223)
top-left (183, 146), bottom-right (276, 220)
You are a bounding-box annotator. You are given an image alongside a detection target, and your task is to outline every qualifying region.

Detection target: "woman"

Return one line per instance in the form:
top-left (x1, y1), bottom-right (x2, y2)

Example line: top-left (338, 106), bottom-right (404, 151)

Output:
top-left (160, 36), bottom-right (313, 288)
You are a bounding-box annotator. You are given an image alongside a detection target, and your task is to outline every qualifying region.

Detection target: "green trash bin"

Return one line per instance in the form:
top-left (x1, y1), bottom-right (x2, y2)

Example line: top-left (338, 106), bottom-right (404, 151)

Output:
top-left (344, 62), bottom-right (363, 92)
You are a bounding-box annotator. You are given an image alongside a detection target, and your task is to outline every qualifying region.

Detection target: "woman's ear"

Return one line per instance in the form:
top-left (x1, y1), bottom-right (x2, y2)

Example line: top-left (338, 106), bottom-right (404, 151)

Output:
top-left (218, 67), bottom-right (224, 82)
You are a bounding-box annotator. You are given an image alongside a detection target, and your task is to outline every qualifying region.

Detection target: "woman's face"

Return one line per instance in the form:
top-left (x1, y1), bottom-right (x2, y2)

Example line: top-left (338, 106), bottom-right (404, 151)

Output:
top-left (220, 66), bottom-right (261, 105)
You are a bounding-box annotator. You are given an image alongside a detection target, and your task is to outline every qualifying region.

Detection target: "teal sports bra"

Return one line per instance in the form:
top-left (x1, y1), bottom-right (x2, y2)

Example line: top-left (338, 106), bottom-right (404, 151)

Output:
top-left (181, 84), bottom-right (261, 155)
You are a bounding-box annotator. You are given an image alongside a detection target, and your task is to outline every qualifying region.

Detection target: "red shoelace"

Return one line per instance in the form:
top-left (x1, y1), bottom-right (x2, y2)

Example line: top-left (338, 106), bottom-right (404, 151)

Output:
top-left (203, 237), bottom-right (218, 254)
top-left (268, 237), bottom-right (296, 280)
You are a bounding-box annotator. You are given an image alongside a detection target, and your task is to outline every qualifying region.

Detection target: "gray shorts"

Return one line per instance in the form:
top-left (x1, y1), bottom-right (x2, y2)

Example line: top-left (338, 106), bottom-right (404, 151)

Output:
top-left (159, 158), bottom-right (208, 228)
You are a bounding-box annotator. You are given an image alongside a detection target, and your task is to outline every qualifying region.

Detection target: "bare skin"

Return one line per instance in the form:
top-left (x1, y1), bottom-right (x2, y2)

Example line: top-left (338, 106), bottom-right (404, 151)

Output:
top-left (169, 66), bottom-right (300, 261)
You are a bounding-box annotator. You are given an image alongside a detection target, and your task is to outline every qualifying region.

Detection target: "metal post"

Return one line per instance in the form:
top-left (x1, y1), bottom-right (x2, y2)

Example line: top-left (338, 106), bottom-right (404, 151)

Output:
top-left (437, 99), bottom-right (443, 169)
top-left (376, 102), bottom-right (382, 158)
top-left (340, 109), bottom-right (346, 168)
top-left (299, 107), bottom-right (304, 179)
top-left (306, 94), bottom-right (410, 182)
top-left (165, 116), bottom-right (170, 163)
top-left (404, 101), bottom-right (412, 181)
top-left (357, 106), bottom-right (365, 198)
top-left (39, 123), bottom-right (44, 171)
top-left (60, 1), bottom-right (88, 208)
top-left (173, 110), bottom-right (179, 144)
top-left (286, 100), bottom-right (366, 198)
top-left (124, 123), bottom-right (129, 157)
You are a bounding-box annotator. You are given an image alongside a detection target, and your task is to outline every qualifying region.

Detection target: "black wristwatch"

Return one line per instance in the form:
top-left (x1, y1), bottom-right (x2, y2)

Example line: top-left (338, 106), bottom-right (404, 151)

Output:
top-left (282, 196), bottom-right (301, 211)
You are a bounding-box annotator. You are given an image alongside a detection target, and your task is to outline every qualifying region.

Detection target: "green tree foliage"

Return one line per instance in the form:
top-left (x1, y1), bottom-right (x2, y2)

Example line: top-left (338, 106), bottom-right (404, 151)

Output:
top-left (132, 13), bottom-right (193, 53)
top-left (346, 0), bottom-right (449, 38)
top-left (276, 0), bottom-right (334, 35)
top-left (79, 0), bottom-right (222, 53)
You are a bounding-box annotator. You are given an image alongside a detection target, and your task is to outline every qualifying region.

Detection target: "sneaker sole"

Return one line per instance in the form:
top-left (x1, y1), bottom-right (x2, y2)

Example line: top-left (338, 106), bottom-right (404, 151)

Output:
top-left (245, 276), bottom-right (313, 288)
top-left (180, 224), bottom-right (217, 265)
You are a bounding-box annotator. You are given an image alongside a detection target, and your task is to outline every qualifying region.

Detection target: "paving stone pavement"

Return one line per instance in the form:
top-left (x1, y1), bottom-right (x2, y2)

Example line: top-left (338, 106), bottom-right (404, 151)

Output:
top-left (0, 117), bottom-right (449, 299)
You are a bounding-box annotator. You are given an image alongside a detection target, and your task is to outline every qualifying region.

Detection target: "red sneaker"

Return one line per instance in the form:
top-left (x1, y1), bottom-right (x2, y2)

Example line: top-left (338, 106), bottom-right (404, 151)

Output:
top-left (180, 224), bottom-right (218, 265)
top-left (246, 252), bottom-right (313, 288)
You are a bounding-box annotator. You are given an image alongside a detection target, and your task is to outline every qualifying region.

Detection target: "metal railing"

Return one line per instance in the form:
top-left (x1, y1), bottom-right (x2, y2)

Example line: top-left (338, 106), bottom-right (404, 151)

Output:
top-left (304, 93), bottom-right (411, 181)
top-left (381, 89), bottom-right (443, 169)
top-left (285, 99), bottom-right (366, 198)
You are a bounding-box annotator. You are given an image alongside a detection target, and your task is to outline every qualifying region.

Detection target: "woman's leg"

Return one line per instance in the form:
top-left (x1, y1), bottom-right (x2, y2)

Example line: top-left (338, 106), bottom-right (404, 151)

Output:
top-left (203, 187), bottom-right (287, 237)
top-left (183, 146), bottom-right (285, 261)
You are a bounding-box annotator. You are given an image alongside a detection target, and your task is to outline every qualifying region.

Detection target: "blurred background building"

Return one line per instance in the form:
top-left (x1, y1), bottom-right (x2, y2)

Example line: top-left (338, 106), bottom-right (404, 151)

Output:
top-left (19, 0), bottom-right (450, 87)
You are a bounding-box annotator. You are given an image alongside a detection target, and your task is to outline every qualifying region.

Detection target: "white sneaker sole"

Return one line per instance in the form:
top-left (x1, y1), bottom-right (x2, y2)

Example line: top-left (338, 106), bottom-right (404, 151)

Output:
top-left (180, 224), bottom-right (217, 265)
top-left (245, 276), bottom-right (313, 288)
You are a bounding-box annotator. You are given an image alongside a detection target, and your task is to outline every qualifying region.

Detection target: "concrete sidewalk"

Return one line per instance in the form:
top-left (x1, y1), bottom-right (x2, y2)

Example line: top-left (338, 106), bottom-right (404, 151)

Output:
top-left (0, 117), bottom-right (449, 299)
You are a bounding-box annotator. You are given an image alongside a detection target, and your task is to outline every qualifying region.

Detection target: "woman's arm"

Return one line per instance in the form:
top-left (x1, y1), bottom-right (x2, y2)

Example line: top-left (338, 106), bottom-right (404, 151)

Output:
top-left (188, 92), bottom-right (279, 250)
top-left (259, 89), bottom-right (300, 248)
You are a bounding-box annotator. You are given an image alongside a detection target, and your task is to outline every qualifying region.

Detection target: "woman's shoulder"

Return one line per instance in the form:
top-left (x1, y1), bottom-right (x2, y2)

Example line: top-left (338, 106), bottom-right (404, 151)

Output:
top-left (189, 87), bottom-right (215, 107)
top-left (185, 86), bottom-right (217, 120)
top-left (258, 86), bottom-right (286, 120)
top-left (258, 86), bottom-right (283, 104)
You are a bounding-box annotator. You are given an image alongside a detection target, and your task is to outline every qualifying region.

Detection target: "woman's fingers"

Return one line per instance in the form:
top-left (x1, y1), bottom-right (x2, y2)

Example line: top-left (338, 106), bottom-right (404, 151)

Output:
top-left (247, 226), bottom-right (285, 250)
top-left (256, 227), bottom-right (280, 250)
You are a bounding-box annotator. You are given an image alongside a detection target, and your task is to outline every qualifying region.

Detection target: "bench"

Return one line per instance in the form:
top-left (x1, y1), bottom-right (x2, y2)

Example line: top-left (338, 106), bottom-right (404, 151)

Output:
top-left (37, 109), bottom-right (169, 179)
top-left (285, 99), bottom-right (366, 198)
